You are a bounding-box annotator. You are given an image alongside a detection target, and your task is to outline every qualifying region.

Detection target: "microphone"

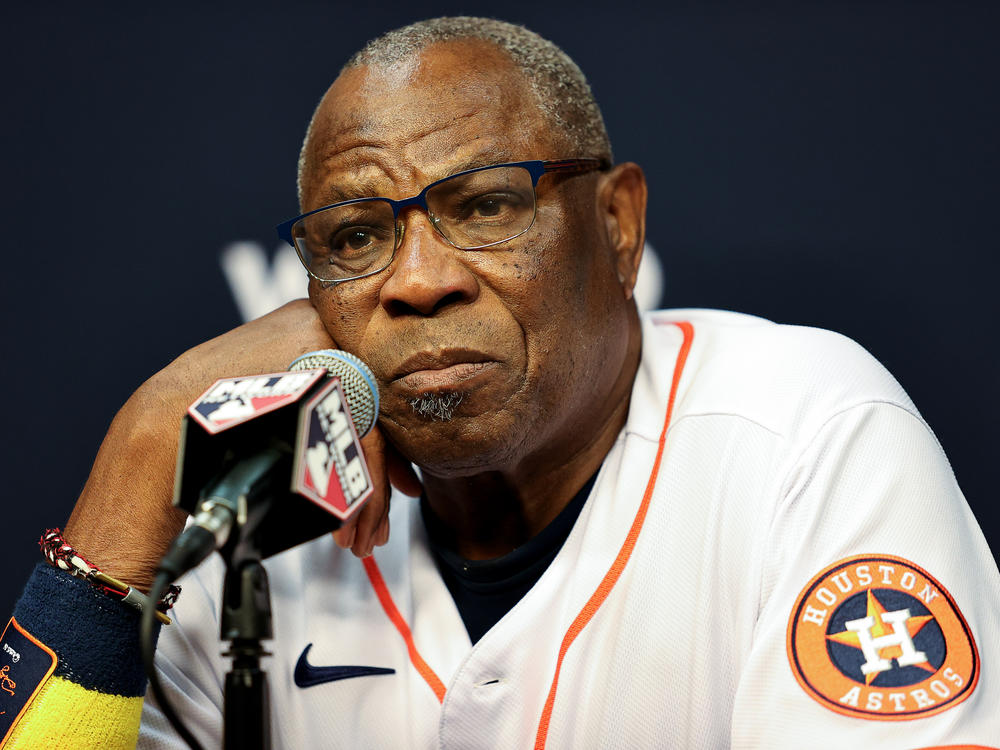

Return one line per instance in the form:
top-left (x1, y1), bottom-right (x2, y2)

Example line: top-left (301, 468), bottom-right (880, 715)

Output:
top-left (158, 349), bottom-right (379, 580)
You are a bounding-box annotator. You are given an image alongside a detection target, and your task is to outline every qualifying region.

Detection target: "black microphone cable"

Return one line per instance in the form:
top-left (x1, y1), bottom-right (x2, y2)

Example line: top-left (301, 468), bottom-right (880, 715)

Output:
top-left (141, 570), bottom-right (207, 750)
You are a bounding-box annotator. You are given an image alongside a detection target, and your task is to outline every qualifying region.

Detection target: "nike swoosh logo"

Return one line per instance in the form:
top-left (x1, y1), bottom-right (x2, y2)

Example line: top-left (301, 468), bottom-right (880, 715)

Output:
top-left (294, 643), bottom-right (395, 688)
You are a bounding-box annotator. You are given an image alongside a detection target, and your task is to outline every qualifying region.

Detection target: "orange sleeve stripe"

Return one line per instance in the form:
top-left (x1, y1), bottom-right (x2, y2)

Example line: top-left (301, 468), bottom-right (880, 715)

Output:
top-left (534, 320), bottom-right (694, 749)
top-left (362, 555), bottom-right (447, 703)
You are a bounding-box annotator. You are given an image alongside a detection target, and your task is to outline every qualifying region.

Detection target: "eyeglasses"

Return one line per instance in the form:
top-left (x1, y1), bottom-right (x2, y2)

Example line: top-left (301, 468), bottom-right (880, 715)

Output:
top-left (276, 158), bottom-right (607, 284)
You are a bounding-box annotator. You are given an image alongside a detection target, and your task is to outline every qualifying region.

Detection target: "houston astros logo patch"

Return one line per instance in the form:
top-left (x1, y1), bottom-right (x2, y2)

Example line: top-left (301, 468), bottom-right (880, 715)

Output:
top-left (786, 554), bottom-right (978, 720)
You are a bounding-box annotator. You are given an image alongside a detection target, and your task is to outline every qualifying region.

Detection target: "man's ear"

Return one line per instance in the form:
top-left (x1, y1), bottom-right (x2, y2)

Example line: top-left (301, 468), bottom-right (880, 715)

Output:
top-left (597, 162), bottom-right (648, 300)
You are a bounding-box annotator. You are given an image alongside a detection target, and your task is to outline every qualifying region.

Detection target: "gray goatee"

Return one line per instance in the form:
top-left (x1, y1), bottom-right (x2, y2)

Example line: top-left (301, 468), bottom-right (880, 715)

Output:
top-left (408, 392), bottom-right (464, 421)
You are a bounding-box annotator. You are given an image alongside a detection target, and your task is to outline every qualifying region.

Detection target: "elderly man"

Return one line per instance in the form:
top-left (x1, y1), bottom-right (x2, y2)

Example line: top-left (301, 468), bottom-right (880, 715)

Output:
top-left (5, 16), bottom-right (998, 750)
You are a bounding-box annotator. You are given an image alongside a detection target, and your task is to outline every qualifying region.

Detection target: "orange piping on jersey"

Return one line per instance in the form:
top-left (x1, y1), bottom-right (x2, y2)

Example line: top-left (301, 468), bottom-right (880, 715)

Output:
top-left (534, 320), bottom-right (694, 749)
top-left (362, 555), bottom-right (447, 703)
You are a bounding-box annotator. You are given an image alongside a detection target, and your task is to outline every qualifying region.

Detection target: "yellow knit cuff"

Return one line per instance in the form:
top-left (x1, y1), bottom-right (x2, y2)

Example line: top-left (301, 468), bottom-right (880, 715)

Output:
top-left (4, 675), bottom-right (143, 749)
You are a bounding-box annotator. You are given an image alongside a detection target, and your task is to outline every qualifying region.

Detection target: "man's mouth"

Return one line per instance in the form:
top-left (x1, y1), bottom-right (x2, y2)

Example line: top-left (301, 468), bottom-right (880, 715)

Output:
top-left (397, 361), bottom-right (498, 391)
top-left (391, 350), bottom-right (499, 392)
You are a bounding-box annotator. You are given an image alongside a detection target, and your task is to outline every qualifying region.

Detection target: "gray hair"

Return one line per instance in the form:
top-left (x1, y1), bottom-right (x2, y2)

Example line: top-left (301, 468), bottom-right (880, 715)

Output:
top-left (297, 16), bottom-right (612, 203)
top-left (408, 392), bottom-right (465, 421)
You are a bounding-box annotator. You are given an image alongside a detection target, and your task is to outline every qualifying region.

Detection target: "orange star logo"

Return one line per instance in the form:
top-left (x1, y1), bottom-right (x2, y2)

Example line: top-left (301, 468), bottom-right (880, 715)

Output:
top-left (826, 589), bottom-right (935, 684)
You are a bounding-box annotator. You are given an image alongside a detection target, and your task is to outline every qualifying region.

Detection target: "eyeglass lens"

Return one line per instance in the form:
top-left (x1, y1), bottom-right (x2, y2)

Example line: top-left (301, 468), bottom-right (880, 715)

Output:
top-left (292, 165), bottom-right (538, 282)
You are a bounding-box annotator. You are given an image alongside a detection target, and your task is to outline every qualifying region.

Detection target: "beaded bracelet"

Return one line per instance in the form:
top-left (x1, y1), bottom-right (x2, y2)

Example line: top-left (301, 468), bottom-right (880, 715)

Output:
top-left (39, 528), bottom-right (181, 625)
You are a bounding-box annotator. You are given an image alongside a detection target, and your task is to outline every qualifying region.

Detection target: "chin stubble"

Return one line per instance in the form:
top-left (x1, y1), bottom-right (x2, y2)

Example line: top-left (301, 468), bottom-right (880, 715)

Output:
top-left (408, 391), bottom-right (465, 421)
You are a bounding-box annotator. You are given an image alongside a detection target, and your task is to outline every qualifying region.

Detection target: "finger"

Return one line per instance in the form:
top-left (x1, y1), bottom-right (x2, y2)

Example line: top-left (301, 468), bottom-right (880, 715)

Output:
top-left (375, 515), bottom-right (390, 547)
top-left (332, 518), bottom-right (357, 550)
top-left (385, 442), bottom-right (423, 497)
top-left (344, 426), bottom-right (392, 557)
top-left (350, 490), bottom-right (388, 557)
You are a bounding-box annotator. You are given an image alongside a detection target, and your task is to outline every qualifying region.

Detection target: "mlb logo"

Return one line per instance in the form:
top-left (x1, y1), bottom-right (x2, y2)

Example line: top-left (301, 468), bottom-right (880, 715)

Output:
top-left (293, 378), bottom-right (373, 519)
top-left (188, 370), bottom-right (324, 434)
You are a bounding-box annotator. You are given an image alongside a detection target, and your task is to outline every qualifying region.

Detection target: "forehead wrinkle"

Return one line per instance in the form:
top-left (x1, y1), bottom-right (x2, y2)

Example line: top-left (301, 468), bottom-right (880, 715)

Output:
top-left (316, 144), bottom-right (520, 205)
top-left (385, 105), bottom-right (546, 182)
top-left (313, 105), bottom-right (484, 176)
top-left (315, 130), bottom-right (525, 205)
top-left (306, 50), bottom-right (555, 207)
top-left (308, 156), bottom-right (388, 206)
top-left (350, 106), bottom-right (484, 162)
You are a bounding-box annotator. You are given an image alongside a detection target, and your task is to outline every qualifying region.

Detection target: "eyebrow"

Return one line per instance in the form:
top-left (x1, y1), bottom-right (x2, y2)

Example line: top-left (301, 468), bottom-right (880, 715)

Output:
top-left (445, 149), bottom-right (517, 177)
top-left (320, 149), bottom-right (521, 205)
top-left (321, 180), bottom-right (385, 204)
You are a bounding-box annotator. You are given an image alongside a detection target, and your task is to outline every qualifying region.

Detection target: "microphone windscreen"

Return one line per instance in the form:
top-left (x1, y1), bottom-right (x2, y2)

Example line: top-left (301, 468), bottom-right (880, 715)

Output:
top-left (288, 349), bottom-right (379, 436)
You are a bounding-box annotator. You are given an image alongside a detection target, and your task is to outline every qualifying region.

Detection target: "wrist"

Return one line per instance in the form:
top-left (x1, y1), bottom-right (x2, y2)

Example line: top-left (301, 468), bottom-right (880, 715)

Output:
top-left (39, 529), bottom-right (180, 622)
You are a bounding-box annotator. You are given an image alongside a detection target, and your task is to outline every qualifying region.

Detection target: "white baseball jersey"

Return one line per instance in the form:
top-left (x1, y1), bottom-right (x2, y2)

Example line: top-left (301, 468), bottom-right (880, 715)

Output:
top-left (139, 309), bottom-right (1000, 748)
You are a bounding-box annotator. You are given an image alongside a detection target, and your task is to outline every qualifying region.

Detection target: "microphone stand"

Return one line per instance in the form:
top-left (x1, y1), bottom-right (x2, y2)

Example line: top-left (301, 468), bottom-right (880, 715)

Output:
top-left (221, 538), bottom-right (273, 750)
top-left (214, 451), bottom-right (290, 750)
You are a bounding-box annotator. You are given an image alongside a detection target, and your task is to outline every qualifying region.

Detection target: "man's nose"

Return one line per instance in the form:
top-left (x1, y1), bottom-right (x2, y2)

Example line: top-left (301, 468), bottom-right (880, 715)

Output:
top-left (378, 208), bottom-right (480, 316)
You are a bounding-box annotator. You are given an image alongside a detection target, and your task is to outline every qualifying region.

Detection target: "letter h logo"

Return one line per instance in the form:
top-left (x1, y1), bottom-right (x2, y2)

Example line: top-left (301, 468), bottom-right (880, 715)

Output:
top-left (845, 608), bottom-right (928, 675)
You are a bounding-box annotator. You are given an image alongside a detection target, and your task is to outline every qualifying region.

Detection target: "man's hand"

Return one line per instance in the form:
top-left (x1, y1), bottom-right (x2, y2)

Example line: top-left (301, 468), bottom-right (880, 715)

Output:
top-left (63, 299), bottom-right (419, 592)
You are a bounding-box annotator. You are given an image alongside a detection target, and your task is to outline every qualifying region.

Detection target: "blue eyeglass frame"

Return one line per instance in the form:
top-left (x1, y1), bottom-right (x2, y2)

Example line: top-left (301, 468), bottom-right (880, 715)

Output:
top-left (276, 157), bottom-right (607, 253)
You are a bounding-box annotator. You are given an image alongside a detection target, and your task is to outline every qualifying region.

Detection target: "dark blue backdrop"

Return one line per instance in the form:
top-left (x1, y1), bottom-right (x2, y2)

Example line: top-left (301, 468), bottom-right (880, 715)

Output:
top-left (4, 1), bottom-right (997, 616)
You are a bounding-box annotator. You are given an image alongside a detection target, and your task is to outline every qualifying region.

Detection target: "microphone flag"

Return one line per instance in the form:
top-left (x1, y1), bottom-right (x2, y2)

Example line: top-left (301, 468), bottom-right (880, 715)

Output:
top-left (174, 366), bottom-right (373, 559)
top-left (295, 377), bottom-right (374, 517)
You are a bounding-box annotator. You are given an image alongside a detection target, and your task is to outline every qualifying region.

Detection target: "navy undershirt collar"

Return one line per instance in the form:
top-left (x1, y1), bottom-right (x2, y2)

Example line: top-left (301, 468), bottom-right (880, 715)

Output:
top-left (421, 471), bottom-right (598, 644)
